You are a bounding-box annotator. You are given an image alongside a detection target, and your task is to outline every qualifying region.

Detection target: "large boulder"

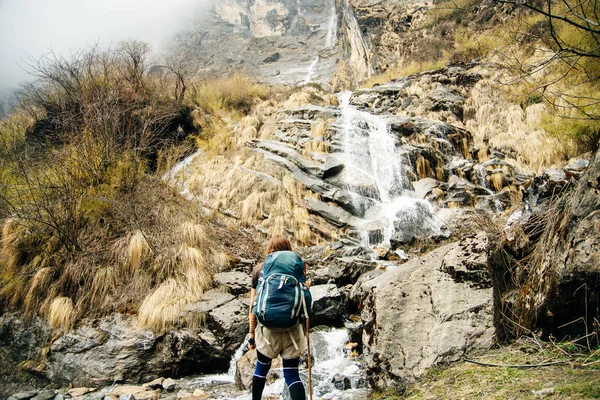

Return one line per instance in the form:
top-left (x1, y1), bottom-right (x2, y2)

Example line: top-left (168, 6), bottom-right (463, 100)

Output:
top-left (514, 149), bottom-right (599, 338)
top-left (358, 234), bottom-right (495, 389)
top-left (44, 298), bottom-right (248, 387)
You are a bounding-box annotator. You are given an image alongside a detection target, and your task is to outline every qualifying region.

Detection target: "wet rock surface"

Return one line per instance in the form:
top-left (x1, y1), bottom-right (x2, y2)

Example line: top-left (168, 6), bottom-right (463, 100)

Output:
top-left (359, 235), bottom-right (495, 388)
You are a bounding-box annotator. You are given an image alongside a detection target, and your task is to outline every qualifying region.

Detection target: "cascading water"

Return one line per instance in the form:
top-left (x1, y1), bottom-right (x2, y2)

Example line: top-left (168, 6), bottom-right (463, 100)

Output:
top-left (178, 329), bottom-right (366, 399)
top-left (337, 92), bottom-right (446, 245)
top-left (234, 328), bottom-right (366, 400)
top-left (325, 7), bottom-right (337, 48)
top-left (302, 56), bottom-right (320, 85)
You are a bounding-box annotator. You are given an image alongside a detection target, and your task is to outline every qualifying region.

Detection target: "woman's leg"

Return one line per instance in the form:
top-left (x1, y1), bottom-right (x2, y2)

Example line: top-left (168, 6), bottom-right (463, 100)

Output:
top-left (283, 357), bottom-right (305, 400)
top-left (252, 351), bottom-right (272, 399)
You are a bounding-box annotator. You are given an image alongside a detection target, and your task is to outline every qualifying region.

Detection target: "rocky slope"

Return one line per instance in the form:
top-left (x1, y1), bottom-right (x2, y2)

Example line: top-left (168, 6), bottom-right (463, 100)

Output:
top-left (1, 0), bottom-right (599, 398)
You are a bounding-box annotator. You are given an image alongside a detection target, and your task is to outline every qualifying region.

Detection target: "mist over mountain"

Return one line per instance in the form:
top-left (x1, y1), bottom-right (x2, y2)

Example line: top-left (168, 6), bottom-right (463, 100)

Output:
top-left (0, 0), bottom-right (211, 103)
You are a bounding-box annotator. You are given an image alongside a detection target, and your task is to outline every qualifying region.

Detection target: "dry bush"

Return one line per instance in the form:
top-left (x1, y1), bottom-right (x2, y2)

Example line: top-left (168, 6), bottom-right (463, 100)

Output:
top-left (195, 74), bottom-right (268, 115)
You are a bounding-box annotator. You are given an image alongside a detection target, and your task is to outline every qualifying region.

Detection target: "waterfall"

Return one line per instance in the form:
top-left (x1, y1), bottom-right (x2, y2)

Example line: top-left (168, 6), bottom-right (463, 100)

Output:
top-left (302, 56), bottom-right (320, 85)
top-left (325, 7), bottom-right (337, 48)
top-left (337, 92), bottom-right (445, 245)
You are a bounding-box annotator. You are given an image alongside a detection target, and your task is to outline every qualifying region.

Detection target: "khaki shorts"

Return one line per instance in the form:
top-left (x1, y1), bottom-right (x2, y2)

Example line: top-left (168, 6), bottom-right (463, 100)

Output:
top-left (255, 322), bottom-right (306, 360)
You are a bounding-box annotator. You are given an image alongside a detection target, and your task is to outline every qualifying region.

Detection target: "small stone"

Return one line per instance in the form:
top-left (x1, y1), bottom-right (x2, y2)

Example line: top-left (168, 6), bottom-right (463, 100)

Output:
top-left (103, 396), bottom-right (119, 400)
top-left (176, 390), bottom-right (191, 399)
top-left (532, 387), bottom-right (555, 397)
top-left (119, 395), bottom-right (136, 400)
top-left (7, 392), bottom-right (38, 400)
top-left (142, 377), bottom-right (165, 390)
top-left (331, 373), bottom-right (351, 390)
top-left (67, 388), bottom-right (96, 397)
top-left (163, 378), bottom-right (177, 391)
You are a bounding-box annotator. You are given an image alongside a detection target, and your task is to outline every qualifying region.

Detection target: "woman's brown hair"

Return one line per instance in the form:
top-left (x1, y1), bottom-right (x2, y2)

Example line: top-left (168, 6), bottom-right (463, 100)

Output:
top-left (265, 234), bottom-right (292, 255)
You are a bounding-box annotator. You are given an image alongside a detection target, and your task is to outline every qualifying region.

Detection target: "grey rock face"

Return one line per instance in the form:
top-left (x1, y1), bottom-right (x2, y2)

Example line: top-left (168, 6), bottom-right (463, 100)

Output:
top-left (183, 0), bottom-right (342, 87)
top-left (0, 314), bottom-right (51, 363)
top-left (212, 271), bottom-right (251, 295)
top-left (44, 301), bottom-right (248, 387)
top-left (358, 236), bottom-right (494, 388)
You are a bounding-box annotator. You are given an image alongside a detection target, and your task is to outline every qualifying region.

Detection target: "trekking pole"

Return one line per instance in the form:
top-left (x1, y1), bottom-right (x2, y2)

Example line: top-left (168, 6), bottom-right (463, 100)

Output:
top-left (306, 316), bottom-right (313, 400)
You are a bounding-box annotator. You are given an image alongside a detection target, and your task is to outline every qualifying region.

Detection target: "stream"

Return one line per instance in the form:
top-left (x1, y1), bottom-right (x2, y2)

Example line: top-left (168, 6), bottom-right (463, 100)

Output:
top-left (175, 327), bottom-right (367, 399)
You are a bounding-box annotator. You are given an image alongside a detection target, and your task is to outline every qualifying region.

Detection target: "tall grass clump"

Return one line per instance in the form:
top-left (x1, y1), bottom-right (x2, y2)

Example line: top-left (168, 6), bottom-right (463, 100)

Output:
top-left (195, 73), bottom-right (268, 116)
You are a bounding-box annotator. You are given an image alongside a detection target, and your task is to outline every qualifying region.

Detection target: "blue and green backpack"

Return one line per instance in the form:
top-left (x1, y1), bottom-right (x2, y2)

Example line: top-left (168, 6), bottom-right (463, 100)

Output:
top-left (253, 250), bottom-right (312, 329)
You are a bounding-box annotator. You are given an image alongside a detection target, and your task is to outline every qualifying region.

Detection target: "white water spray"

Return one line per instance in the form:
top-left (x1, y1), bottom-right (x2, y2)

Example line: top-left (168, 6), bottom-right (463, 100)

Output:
top-left (337, 92), bottom-right (445, 245)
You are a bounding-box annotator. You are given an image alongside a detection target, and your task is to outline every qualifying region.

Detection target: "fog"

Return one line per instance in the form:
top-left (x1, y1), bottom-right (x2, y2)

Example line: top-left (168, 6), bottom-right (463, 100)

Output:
top-left (0, 0), bottom-right (212, 103)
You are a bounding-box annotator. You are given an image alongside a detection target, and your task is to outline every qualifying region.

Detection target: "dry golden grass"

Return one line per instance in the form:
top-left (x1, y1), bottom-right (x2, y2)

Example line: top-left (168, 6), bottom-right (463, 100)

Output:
top-left (23, 267), bottom-right (52, 312)
top-left (128, 230), bottom-right (150, 272)
top-left (137, 278), bottom-right (193, 333)
top-left (181, 222), bottom-right (210, 249)
top-left (464, 74), bottom-right (569, 173)
top-left (1, 218), bottom-right (23, 272)
top-left (89, 266), bottom-right (117, 309)
top-left (48, 296), bottom-right (74, 332)
top-left (490, 172), bottom-right (505, 191)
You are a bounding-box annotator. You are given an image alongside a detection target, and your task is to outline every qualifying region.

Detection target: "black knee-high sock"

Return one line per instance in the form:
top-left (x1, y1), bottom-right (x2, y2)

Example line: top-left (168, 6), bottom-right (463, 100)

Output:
top-left (252, 351), bottom-right (272, 399)
top-left (283, 357), bottom-right (305, 400)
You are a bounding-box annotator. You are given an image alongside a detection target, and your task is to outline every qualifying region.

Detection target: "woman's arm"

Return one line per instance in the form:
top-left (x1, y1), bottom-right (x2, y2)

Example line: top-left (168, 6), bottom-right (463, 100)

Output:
top-left (248, 288), bottom-right (257, 349)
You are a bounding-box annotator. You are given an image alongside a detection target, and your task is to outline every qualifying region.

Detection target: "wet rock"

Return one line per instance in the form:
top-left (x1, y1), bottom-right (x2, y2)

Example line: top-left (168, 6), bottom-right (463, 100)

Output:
top-left (331, 373), bottom-right (351, 390)
top-left (310, 284), bottom-right (349, 326)
top-left (390, 200), bottom-right (448, 246)
top-left (344, 317), bottom-right (363, 348)
top-left (311, 256), bottom-right (376, 286)
top-left (235, 350), bottom-right (282, 390)
top-left (163, 378), bottom-right (177, 391)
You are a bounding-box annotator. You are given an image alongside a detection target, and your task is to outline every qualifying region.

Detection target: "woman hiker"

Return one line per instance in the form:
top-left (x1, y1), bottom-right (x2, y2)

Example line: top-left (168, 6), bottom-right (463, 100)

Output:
top-left (248, 234), bottom-right (311, 400)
